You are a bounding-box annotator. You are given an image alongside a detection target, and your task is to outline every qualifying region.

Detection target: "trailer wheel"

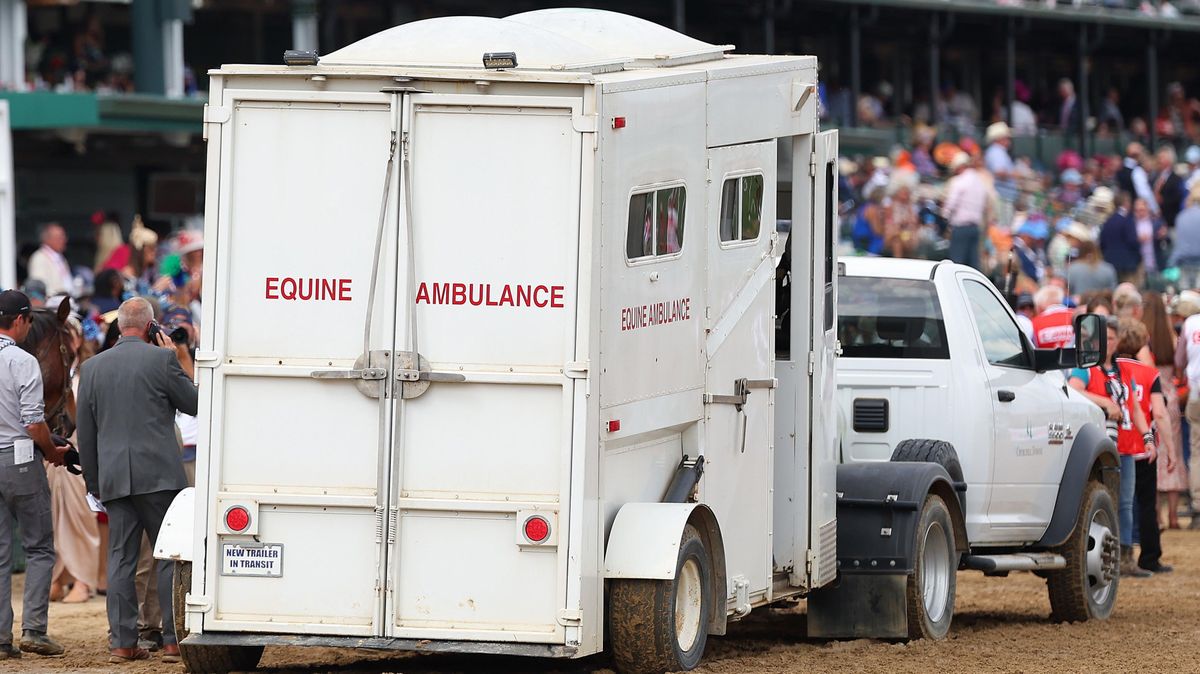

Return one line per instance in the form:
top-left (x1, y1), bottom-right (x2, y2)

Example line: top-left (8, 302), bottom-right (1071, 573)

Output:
top-left (1047, 480), bottom-right (1119, 622)
top-left (905, 494), bottom-right (958, 640)
top-left (172, 561), bottom-right (264, 673)
top-left (609, 524), bottom-right (712, 674)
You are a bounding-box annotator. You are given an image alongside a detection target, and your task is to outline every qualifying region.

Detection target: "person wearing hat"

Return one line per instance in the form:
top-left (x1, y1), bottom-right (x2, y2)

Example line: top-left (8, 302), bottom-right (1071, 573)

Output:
top-left (1014, 292), bottom-right (1036, 341)
top-left (1011, 216), bottom-right (1049, 285)
top-left (942, 151), bottom-right (991, 270)
top-left (1169, 182), bottom-right (1200, 290)
top-left (0, 290), bottom-right (70, 658)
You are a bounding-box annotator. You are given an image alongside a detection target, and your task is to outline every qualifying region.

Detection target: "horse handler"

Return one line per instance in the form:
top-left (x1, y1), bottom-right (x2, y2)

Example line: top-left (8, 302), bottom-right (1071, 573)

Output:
top-left (77, 297), bottom-right (196, 665)
top-left (0, 290), bottom-right (69, 658)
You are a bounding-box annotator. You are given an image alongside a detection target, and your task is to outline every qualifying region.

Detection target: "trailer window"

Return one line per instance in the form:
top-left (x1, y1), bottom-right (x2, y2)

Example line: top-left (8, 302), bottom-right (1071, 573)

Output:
top-left (837, 277), bottom-right (949, 359)
top-left (627, 185), bottom-right (686, 260)
top-left (719, 174), bottom-right (763, 244)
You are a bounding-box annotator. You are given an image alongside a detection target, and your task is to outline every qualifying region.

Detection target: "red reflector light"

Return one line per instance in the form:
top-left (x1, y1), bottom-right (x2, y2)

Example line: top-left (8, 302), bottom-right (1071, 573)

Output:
top-left (607, 419), bottom-right (621, 433)
top-left (524, 516), bottom-right (550, 543)
top-left (612, 116), bottom-right (626, 129)
top-left (225, 506), bottom-right (251, 532)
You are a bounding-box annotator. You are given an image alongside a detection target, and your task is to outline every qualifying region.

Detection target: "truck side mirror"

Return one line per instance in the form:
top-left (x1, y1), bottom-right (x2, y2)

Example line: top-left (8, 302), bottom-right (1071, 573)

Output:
top-left (1074, 313), bottom-right (1105, 369)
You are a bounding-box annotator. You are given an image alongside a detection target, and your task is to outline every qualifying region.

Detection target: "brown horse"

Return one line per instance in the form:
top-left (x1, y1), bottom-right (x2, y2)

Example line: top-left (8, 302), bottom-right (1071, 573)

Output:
top-left (18, 300), bottom-right (77, 437)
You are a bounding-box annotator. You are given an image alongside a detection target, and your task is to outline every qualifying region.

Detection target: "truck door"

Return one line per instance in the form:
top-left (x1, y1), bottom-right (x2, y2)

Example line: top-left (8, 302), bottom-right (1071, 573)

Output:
top-left (701, 141), bottom-right (776, 607)
top-left (202, 89), bottom-right (400, 636)
top-left (958, 276), bottom-right (1064, 539)
top-left (385, 94), bottom-right (584, 643)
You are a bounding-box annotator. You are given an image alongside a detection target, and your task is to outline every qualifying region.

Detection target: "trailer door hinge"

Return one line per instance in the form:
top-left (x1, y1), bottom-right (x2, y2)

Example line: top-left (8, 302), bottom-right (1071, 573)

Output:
top-left (565, 361), bottom-right (589, 379)
top-left (805, 548), bottom-right (817, 576)
top-left (809, 153), bottom-right (817, 177)
top-left (557, 608), bottom-right (583, 626)
top-left (808, 351), bottom-right (816, 376)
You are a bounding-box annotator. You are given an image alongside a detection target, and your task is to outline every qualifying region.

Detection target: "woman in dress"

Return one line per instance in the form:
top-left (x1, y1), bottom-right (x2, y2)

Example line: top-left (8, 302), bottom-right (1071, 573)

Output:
top-left (1141, 291), bottom-right (1189, 528)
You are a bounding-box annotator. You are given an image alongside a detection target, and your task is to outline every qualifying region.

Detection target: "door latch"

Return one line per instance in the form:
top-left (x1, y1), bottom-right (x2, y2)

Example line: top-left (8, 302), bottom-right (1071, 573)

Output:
top-left (310, 350), bottom-right (391, 399)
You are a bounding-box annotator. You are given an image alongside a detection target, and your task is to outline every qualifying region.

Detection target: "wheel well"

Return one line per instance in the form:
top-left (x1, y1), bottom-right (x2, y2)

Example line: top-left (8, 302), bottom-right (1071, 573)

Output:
top-left (928, 479), bottom-right (969, 554)
top-left (686, 506), bottom-right (728, 636)
top-left (1091, 453), bottom-right (1119, 496)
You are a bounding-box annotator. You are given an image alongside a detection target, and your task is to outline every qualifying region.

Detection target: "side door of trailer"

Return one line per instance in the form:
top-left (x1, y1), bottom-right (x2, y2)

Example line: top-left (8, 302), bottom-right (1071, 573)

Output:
top-left (384, 93), bottom-right (585, 643)
top-left (199, 87), bottom-right (400, 635)
top-left (701, 140), bottom-right (777, 607)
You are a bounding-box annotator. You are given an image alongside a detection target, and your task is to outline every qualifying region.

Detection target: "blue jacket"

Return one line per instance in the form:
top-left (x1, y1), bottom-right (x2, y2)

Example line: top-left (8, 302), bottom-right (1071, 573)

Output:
top-left (1099, 210), bottom-right (1141, 274)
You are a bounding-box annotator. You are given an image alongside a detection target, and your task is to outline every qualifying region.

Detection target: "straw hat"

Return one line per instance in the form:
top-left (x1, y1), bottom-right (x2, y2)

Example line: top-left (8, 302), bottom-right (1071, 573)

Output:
top-left (129, 214), bottom-right (158, 249)
top-left (949, 151), bottom-right (971, 171)
top-left (985, 122), bottom-right (1011, 145)
top-left (1063, 221), bottom-right (1094, 243)
top-left (1172, 290), bottom-right (1200, 318)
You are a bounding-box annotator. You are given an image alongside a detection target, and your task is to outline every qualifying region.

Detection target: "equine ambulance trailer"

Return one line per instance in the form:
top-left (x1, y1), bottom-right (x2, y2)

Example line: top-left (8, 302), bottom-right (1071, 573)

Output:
top-left (156, 9), bottom-right (968, 673)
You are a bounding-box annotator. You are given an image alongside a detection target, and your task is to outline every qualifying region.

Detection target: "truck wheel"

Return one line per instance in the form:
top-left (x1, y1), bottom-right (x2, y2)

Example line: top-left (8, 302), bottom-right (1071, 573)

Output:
top-left (1047, 480), bottom-right (1119, 622)
top-left (172, 561), bottom-right (265, 673)
top-left (609, 524), bottom-right (712, 674)
top-left (891, 439), bottom-right (964, 484)
top-left (906, 494), bottom-right (957, 640)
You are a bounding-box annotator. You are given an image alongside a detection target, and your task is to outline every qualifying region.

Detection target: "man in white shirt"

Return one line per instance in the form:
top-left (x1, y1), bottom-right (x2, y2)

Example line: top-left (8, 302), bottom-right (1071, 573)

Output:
top-left (25, 224), bottom-right (73, 298)
top-left (943, 153), bottom-right (991, 270)
top-left (1177, 301), bottom-right (1200, 528)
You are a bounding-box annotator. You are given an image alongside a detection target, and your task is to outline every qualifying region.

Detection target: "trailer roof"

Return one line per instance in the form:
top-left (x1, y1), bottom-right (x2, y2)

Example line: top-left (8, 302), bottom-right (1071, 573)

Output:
top-left (322, 9), bottom-right (732, 74)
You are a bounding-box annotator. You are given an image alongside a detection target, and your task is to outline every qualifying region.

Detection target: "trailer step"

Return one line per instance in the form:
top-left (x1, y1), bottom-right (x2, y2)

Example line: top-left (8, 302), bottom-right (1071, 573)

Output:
top-left (962, 553), bottom-right (1067, 573)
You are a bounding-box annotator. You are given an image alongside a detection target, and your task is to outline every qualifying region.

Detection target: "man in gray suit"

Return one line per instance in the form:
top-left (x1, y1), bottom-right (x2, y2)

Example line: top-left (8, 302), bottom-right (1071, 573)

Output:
top-left (77, 297), bottom-right (196, 664)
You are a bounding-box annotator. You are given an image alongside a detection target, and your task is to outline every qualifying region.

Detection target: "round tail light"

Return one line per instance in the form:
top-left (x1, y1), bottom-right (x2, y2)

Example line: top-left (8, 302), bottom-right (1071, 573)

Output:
top-left (523, 515), bottom-right (550, 544)
top-left (224, 506), bottom-right (251, 533)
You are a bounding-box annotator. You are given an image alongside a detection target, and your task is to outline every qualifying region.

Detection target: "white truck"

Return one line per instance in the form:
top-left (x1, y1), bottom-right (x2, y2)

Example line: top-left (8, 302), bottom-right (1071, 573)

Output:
top-left (833, 256), bottom-right (1119, 635)
top-left (153, 10), bottom-right (1106, 674)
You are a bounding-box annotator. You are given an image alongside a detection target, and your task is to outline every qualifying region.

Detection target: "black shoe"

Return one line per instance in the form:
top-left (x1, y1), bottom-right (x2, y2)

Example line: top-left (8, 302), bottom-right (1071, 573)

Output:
top-left (0, 643), bottom-right (21, 660)
top-left (19, 631), bottom-right (64, 656)
top-left (1144, 563), bottom-right (1174, 573)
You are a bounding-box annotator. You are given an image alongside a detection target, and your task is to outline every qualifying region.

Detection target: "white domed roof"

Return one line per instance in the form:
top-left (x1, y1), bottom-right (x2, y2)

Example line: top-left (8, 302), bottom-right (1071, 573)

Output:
top-left (506, 8), bottom-right (733, 67)
top-left (322, 15), bottom-right (628, 72)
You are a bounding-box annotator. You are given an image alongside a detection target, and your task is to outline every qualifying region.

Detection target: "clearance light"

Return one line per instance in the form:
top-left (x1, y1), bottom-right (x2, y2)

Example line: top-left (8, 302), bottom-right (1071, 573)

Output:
top-left (524, 515), bottom-right (550, 544)
top-left (612, 116), bottom-right (627, 129)
top-left (607, 419), bottom-right (621, 433)
top-left (482, 52), bottom-right (518, 70)
top-left (225, 506), bottom-right (251, 533)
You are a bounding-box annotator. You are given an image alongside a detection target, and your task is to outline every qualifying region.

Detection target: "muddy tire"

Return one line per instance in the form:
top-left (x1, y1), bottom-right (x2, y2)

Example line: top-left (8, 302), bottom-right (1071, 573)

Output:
top-left (172, 561), bottom-right (264, 673)
top-left (906, 494), bottom-right (958, 640)
top-left (1047, 481), bottom-right (1119, 622)
top-left (609, 524), bottom-right (712, 674)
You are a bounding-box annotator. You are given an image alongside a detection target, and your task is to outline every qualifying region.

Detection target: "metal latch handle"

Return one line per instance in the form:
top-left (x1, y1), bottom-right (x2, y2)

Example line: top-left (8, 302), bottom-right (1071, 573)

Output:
top-left (311, 368), bottom-right (387, 381)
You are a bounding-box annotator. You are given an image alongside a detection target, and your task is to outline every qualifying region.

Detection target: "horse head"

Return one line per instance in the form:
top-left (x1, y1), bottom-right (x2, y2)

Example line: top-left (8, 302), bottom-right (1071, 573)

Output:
top-left (19, 300), bottom-right (78, 438)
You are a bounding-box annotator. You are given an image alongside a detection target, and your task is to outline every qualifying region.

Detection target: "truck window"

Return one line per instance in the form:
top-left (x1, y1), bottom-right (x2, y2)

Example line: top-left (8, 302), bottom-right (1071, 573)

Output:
top-left (963, 279), bottom-right (1031, 368)
top-left (837, 277), bottom-right (949, 359)
top-left (718, 174), bottom-right (763, 244)
top-left (627, 185), bottom-right (687, 260)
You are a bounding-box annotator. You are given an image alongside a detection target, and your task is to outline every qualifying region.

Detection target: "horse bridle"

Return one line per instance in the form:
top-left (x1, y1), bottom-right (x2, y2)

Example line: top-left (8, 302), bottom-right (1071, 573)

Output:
top-left (37, 323), bottom-right (76, 438)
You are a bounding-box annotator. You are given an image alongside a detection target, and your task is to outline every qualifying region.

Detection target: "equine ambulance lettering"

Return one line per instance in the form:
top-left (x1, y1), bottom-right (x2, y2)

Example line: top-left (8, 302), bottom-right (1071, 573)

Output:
top-left (620, 297), bottom-right (691, 332)
top-left (415, 282), bottom-right (566, 309)
top-left (264, 277), bottom-right (353, 302)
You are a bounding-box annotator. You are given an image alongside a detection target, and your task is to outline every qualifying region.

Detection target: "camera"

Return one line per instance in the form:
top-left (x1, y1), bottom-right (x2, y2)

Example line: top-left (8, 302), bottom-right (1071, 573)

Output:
top-left (169, 325), bottom-right (189, 344)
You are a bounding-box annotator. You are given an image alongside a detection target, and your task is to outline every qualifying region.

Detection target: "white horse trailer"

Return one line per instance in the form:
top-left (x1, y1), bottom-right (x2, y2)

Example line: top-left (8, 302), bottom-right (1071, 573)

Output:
top-left (156, 9), bottom-right (969, 674)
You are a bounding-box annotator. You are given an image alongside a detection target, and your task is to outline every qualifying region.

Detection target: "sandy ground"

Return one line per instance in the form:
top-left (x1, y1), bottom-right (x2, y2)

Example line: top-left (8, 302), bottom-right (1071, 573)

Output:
top-left (10, 527), bottom-right (1200, 673)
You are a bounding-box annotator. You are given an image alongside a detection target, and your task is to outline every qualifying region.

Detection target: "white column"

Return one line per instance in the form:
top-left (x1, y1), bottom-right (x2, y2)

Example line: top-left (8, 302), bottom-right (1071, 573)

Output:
top-left (0, 0), bottom-right (27, 91)
top-left (162, 18), bottom-right (184, 98)
top-left (0, 101), bottom-right (16, 290)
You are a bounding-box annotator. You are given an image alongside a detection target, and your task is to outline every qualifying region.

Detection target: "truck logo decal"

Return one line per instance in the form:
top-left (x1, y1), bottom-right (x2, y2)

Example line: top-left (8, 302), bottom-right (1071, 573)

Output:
top-left (265, 277), bottom-right (353, 302)
top-left (415, 282), bottom-right (565, 308)
top-left (620, 297), bottom-right (691, 332)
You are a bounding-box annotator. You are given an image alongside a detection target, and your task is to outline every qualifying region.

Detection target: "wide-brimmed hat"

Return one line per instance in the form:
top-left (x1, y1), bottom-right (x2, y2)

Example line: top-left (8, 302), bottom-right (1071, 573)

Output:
top-left (1063, 221), bottom-right (1094, 243)
top-left (985, 122), bottom-right (1012, 144)
top-left (1173, 290), bottom-right (1200, 317)
top-left (949, 151), bottom-right (971, 171)
top-left (175, 230), bottom-right (204, 255)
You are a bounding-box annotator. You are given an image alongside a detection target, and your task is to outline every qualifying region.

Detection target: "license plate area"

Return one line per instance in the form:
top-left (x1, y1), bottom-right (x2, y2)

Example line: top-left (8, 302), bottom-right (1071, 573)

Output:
top-left (222, 543), bottom-right (284, 577)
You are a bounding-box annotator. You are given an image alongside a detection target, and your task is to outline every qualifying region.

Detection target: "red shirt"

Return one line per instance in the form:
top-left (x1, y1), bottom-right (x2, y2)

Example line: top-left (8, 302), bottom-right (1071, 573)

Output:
top-left (1032, 306), bottom-right (1074, 349)
top-left (1082, 360), bottom-right (1149, 456)
top-left (1118, 358), bottom-right (1160, 457)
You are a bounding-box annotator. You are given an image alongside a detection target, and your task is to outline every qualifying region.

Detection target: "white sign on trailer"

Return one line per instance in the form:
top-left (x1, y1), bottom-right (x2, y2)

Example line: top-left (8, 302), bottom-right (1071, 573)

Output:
top-left (0, 100), bottom-right (14, 290)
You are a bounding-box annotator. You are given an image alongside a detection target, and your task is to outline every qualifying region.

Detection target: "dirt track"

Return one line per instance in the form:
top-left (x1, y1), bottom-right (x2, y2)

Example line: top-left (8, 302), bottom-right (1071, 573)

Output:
top-left (14, 526), bottom-right (1200, 673)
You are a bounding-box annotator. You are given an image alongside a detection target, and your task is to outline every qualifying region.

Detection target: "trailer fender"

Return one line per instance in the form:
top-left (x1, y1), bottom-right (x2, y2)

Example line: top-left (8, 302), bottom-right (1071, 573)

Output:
top-left (153, 487), bottom-right (195, 563)
top-left (604, 502), bottom-right (729, 635)
top-left (1035, 423), bottom-right (1119, 548)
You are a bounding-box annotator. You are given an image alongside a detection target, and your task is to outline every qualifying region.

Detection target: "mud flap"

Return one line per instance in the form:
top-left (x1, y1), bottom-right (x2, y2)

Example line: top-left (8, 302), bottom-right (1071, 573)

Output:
top-left (807, 574), bottom-right (908, 639)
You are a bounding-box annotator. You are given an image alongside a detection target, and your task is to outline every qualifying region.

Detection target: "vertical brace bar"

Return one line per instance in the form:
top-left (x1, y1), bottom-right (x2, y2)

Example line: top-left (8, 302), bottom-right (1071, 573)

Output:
top-left (1148, 32), bottom-right (1159, 151)
top-left (1006, 18), bottom-right (1016, 130)
top-left (929, 14), bottom-right (940, 126)
top-left (850, 6), bottom-right (861, 128)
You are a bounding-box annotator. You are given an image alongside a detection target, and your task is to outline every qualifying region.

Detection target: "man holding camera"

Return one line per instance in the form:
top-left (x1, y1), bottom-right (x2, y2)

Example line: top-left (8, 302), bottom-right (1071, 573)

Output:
top-left (0, 290), bottom-right (69, 659)
top-left (76, 297), bottom-right (196, 664)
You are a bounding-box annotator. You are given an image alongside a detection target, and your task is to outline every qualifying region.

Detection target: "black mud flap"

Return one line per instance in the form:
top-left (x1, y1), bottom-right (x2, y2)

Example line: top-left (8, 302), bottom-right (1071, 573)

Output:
top-left (807, 462), bottom-right (964, 639)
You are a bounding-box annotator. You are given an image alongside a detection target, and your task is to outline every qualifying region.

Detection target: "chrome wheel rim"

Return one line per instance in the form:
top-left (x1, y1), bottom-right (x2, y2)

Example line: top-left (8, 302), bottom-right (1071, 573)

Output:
top-left (1085, 509), bottom-right (1119, 606)
top-left (922, 520), bottom-right (951, 623)
top-left (675, 558), bottom-right (703, 652)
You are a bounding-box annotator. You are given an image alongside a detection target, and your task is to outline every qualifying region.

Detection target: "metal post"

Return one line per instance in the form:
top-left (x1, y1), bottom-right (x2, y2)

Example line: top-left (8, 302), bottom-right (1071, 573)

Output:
top-left (673, 0), bottom-right (686, 33)
top-left (1006, 18), bottom-right (1016, 128)
top-left (930, 15), bottom-right (940, 127)
top-left (0, 0), bottom-right (26, 91)
top-left (293, 0), bottom-right (319, 52)
top-left (0, 100), bottom-right (14, 291)
top-left (1148, 32), bottom-right (1158, 150)
top-left (132, 0), bottom-right (166, 94)
top-left (850, 5), bottom-right (861, 128)
top-left (1078, 25), bottom-right (1087, 155)
top-left (763, 0), bottom-right (776, 54)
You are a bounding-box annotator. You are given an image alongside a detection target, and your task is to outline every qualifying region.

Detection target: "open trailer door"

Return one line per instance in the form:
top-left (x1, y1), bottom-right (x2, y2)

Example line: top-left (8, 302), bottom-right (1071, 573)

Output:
top-left (199, 87), bottom-right (402, 636)
top-left (384, 93), bottom-right (585, 644)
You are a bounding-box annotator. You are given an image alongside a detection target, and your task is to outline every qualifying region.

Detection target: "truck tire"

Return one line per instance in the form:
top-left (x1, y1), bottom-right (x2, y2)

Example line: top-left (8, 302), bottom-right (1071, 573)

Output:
top-left (609, 524), bottom-right (712, 674)
top-left (891, 439), bottom-right (964, 485)
top-left (172, 561), bottom-right (264, 673)
top-left (1046, 480), bottom-right (1119, 622)
top-left (906, 494), bottom-right (957, 640)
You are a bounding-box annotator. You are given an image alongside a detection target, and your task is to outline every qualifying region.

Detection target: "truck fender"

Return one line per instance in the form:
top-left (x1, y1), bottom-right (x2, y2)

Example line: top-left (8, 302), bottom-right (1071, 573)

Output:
top-left (1036, 422), bottom-right (1119, 548)
top-left (153, 487), bottom-right (195, 563)
top-left (604, 502), bottom-right (728, 636)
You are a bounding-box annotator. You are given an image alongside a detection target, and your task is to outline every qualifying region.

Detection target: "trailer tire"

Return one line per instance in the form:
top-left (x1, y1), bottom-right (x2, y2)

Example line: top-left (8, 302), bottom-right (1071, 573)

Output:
top-left (1047, 480), bottom-right (1120, 622)
top-left (905, 494), bottom-right (957, 640)
top-left (891, 439), bottom-right (964, 485)
top-left (609, 524), bottom-right (711, 674)
top-left (172, 561), bottom-right (264, 673)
